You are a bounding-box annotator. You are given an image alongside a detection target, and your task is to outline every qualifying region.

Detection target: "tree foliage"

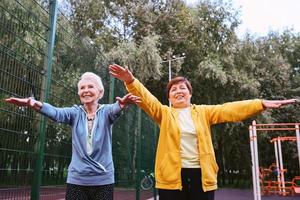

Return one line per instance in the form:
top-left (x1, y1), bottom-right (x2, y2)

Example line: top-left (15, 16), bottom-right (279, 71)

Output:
top-left (104, 34), bottom-right (162, 82)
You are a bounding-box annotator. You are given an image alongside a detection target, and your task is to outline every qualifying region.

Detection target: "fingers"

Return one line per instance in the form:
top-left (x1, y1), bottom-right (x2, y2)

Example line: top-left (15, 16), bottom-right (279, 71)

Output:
top-left (5, 97), bottom-right (19, 103)
top-left (263, 99), bottom-right (298, 109)
top-left (109, 64), bottom-right (125, 78)
top-left (122, 93), bottom-right (137, 101)
top-left (4, 98), bottom-right (12, 103)
top-left (280, 99), bottom-right (297, 106)
top-left (116, 93), bottom-right (141, 104)
top-left (4, 97), bottom-right (28, 106)
top-left (129, 96), bottom-right (142, 103)
top-left (116, 94), bottom-right (131, 103)
top-left (109, 64), bottom-right (125, 72)
top-left (116, 97), bottom-right (122, 102)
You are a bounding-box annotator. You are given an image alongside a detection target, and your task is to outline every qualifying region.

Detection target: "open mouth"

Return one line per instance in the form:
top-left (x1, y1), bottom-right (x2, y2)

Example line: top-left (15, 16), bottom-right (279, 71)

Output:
top-left (175, 95), bottom-right (184, 100)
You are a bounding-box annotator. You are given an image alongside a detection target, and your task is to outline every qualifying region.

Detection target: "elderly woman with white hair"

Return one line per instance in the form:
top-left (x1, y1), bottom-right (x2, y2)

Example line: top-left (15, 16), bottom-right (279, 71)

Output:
top-left (5, 72), bottom-right (141, 200)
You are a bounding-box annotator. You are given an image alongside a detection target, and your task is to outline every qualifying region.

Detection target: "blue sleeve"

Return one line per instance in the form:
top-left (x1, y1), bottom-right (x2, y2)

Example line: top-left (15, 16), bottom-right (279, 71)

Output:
top-left (39, 103), bottom-right (77, 125)
top-left (106, 102), bottom-right (123, 123)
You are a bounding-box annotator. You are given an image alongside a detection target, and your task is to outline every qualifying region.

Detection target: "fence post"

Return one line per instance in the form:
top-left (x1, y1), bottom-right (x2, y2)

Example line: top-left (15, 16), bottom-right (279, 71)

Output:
top-left (31, 0), bottom-right (58, 199)
top-left (108, 75), bottom-right (115, 103)
top-left (153, 124), bottom-right (158, 200)
top-left (135, 108), bottom-right (142, 200)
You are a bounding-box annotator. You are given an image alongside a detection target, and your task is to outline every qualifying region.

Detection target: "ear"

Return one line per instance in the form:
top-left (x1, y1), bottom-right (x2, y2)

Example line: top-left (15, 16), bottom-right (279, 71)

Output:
top-left (98, 90), bottom-right (104, 99)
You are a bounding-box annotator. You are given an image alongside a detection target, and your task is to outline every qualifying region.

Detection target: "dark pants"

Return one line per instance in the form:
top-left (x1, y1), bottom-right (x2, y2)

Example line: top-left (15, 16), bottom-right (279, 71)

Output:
top-left (158, 168), bottom-right (215, 200)
top-left (66, 183), bottom-right (114, 200)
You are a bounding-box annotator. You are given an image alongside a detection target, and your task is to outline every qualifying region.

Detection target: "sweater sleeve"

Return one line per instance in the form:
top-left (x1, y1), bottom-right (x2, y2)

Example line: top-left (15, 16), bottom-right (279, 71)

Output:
top-left (106, 102), bottom-right (123, 123)
top-left (202, 99), bottom-right (265, 125)
top-left (39, 103), bottom-right (76, 125)
top-left (125, 78), bottom-right (165, 124)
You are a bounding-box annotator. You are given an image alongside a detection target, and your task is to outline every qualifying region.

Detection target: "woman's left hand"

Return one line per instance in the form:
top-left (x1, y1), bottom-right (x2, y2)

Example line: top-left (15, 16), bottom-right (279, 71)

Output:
top-left (262, 99), bottom-right (298, 109)
top-left (116, 93), bottom-right (141, 108)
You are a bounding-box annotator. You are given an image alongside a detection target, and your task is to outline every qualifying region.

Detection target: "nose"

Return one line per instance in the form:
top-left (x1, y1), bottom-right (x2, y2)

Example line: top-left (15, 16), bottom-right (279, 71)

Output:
top-left (175, 90), bottom-right (183, 95)
top-left (82, 87), bottom-right (89, 93)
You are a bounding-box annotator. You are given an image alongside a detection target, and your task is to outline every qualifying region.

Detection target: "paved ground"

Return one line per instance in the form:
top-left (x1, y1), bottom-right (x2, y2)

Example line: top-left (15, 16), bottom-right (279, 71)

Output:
top-left (214, 188), bottom-right (300, 200)
top-left (141, 188), bottom-right (300, 200)
top-left (1, 187), bottom-right (299, 199)
top-left (115, 188), bottom-right (153, 200)
top-left (115, 188), bottom-right (300, 200)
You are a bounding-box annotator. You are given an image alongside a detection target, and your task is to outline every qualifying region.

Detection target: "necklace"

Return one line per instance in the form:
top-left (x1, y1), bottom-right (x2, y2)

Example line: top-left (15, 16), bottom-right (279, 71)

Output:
top-left (87, 112), bottom-right (96, 121)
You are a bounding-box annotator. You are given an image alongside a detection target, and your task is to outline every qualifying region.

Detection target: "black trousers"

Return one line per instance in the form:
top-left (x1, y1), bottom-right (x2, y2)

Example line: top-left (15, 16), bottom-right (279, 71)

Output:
top-left (65, 183), bottom-right (114, 200)
top-left (158, 168), bottom-right (215, 200)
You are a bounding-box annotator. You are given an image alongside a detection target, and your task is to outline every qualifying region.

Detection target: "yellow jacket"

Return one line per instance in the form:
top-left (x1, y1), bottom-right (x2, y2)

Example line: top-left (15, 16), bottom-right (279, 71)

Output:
top-left (126, 79), bottom-right (264, 191)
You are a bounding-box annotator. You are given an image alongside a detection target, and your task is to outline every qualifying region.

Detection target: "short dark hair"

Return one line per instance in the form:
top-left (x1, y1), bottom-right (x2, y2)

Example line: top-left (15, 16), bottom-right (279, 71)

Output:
top-left (166, 76), bottom-right (192, 98)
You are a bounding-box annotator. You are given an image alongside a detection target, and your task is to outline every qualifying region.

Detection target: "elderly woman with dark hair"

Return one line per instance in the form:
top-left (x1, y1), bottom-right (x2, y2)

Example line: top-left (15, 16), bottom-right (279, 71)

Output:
top-left (108, 64), bottom-right (297, 200)
top-left (5, 72), bottom-right (141, 200)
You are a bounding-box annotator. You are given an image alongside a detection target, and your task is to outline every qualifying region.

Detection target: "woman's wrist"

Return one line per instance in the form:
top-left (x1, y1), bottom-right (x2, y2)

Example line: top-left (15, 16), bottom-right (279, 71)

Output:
top-left (261, 100), bottom-right (267, 109)
top-left (28, 98), bottom-right (42, 111)
top-left (125, 77), bottom-right (134, 84)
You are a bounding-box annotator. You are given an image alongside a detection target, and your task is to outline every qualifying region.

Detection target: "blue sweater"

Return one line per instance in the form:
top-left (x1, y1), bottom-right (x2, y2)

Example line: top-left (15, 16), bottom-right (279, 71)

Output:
top-left (40, 102), bottom-right (122, 186)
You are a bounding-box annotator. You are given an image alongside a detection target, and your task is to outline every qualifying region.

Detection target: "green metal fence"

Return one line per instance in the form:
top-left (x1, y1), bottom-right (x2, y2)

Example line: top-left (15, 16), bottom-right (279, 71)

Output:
top-left (0, 0), bottom-right (158, 199)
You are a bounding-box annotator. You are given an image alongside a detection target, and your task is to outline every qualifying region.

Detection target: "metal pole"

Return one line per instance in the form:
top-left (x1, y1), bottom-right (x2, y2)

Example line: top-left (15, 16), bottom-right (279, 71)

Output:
top-left (274, 140), bottom-right (280, 185)
top-left (168, 59), bottom-right (171, 82)
top-left (168, 59), bottom-right (171, 107)
top-left (249, 125), bottom-right (257, 200)
top-left (162, 53), bottom-right (185, 107)
top-left (108, 75), bottom-right (115, 104)
top-left (253, 120), bottom-right (261, 200)
top-left (278, 139), bottom-right (285, 194)
top-left (31, 0), bottom-right (58, 199)
top-left (153, 125), bottom-right (158, 200)
top-left (135, 108), bottom-right (142, 200)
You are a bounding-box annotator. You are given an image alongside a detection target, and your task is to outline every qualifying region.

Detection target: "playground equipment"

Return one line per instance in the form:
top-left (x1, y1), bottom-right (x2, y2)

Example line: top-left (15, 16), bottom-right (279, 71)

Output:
top-left (293, 176), bottom-right (300, 194)
top-left (249, 121), bottom-right (300, 200)
top-left (259, 137), bottom-right (298, 196)
top-left (259, 163), bottom-right (280, 195)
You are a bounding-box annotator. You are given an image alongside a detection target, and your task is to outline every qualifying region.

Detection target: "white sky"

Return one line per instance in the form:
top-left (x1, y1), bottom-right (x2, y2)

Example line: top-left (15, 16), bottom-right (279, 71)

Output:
top-left (186, 0), bottom-right (300, 38)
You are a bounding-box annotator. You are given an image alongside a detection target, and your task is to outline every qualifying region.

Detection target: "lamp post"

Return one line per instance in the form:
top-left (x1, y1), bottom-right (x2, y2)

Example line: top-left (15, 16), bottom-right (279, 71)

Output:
top-left (162, 52), bottom-right (186, 106)
top-left (162, 53), bottom-right (186, 82)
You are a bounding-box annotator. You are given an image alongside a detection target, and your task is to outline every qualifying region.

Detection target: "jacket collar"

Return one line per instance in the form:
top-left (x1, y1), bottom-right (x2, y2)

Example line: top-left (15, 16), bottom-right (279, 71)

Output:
top-left (170, 104), bottom-right (197, 118)
top-left (79, 104), bottom-right (103, 115)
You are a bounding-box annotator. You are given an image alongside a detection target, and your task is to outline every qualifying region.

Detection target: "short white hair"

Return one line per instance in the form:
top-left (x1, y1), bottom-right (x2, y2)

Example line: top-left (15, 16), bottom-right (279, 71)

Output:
top-left (78, 72), bottom-right (104, 99)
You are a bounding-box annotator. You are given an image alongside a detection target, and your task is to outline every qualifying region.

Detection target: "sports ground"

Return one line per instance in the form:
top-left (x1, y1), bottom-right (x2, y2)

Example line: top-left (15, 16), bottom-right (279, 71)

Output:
top-left (1, 187), bottom-right (299, 200)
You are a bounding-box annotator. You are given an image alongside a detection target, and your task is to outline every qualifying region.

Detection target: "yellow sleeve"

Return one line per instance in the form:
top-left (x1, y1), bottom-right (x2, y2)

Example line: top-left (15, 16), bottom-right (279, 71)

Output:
top-left (202, 99), bottom-right (264, 124)
top-left (125, 78), bottom-right (166, 124)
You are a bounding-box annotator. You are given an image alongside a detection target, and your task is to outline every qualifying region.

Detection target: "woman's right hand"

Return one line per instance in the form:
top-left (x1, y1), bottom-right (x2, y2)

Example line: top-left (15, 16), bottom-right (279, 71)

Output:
top-left (5, 97), bottom-right (32, 106)
top-left (5, 97), bottom-right (42, 111)
top-left (109, 64), bottom-right (135, 84)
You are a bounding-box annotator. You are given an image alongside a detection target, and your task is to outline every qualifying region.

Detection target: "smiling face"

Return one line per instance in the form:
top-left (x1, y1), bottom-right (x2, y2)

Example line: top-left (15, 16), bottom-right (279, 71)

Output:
top-left (168, 80), bottom-right (192, 108)
top-left (78, 79), bottom-right (103, 105)
top-left (77, 72), bottom-right (104, 106)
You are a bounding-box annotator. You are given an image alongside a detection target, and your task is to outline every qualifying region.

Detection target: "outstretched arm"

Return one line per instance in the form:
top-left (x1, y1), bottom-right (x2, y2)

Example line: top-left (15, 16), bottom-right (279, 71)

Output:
top-left (205, 99), bottom-right (298, 125)
top-left (6, 97), bottom-right (77, 125)
top-left (116, 93), bottom-right (141, 109)
top-left (108, 63), bottom-right (165, 124)
top-left (5, 97), bottom-right (43, 111)
top-left (262, 99), bottom-right (298, 109)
